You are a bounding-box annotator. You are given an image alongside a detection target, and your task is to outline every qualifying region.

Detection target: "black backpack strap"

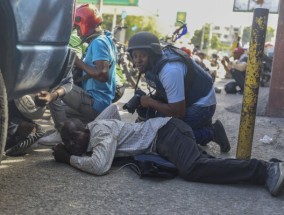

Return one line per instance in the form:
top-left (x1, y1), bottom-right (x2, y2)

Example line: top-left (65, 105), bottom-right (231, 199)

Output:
top-left (111, 154), bottom-right (178, 179)
top-left (172, 48), bottom-right (196, 107)
top-left (131, 154), bottom-right (178, 179)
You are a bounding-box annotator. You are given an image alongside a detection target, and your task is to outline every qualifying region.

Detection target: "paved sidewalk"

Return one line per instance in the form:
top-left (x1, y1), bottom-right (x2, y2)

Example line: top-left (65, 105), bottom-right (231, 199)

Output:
top-left (0, 78), bottom-right (284, 215)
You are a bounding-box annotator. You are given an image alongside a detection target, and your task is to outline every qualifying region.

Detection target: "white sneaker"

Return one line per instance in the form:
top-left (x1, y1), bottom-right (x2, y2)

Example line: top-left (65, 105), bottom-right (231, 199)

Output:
top-left (37, 130), bottom-right (62, 146)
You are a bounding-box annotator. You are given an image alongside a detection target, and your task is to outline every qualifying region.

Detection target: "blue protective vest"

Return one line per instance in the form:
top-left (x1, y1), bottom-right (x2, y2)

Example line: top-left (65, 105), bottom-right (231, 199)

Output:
top-left (145, 45), bottom-right (213, 107)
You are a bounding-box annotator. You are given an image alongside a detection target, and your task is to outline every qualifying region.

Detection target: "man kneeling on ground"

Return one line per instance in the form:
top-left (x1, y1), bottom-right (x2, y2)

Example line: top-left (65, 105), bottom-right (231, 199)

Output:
top-left (52, 104), bottom-right (284, 197)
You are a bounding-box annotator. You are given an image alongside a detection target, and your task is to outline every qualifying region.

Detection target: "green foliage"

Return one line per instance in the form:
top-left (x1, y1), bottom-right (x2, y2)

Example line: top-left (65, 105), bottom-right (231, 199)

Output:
top-left (266, 26), bottom-right (275, 42)
top-left (219, 43), bottom-right (231, 52)
top-left (191, 24), bottom-right (234, 53)
top-left (101, 14), bottom-right (160, 42)
top-left (101, 14), bottom-right (113, 31)
top-left (191, 29), bottom-right (202, 48)
top-left (125, 16), bottom-right (160, 39)
top-left (242, 25), bottom-right (275, 45)
top-left (191, 24), bottom-right (210, 49)
top-left (115, 64), bottom-right (126, 85)
top-left (202, 24), bottom-right (210, 49)
top-left (210, 35), bottom-right (221, 50)
top-left (242, 26), bottom-right (251, 45)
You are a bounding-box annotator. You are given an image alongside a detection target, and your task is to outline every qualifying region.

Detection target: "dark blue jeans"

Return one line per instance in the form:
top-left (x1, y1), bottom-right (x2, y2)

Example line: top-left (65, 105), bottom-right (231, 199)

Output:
top-left (156, 104), bottom-right (215, 146)
top-left (183, 104), bottom-right (216, 146)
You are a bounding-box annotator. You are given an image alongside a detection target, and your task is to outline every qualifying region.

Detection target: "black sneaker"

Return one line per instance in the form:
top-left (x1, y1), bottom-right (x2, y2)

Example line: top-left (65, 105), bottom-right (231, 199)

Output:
top-left (5, 124), bottom-right (45, 156)
top-left (214, 87), bottom-right (222, 94)
top-left (270, 158), bottom-right (283, 163)
top-left (266, 162), bottom-right (284, 196)
top-left (213, 120), bottom-right (231, 152)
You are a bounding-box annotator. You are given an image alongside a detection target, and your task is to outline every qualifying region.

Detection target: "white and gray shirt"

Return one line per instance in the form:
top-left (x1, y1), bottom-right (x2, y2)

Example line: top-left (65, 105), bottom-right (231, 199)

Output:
top-left (70, 104), bottom-right (171, 175)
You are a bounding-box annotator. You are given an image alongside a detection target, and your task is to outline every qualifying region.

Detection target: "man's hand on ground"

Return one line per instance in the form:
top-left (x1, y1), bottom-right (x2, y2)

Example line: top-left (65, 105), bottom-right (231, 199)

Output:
top-left (52, 143), bottom-right (71, 164)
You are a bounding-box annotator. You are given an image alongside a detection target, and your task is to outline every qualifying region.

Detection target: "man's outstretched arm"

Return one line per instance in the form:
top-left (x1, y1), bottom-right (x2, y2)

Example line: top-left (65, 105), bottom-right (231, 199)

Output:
top-left (53, 129), bottom-right (118, 176)
top-left (69, 134), bottom-right (117, 175)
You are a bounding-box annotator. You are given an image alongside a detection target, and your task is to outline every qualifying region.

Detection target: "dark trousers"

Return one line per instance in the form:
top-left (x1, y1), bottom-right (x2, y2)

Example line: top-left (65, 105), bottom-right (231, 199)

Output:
top-left (156, 118), bottom-right (268, 185)
top-left (231, 69), bottom-right (246, 92)
top-left (49, 85), bottom-right (98, 130)
top-left (157, 105), bottom-right (216, 146)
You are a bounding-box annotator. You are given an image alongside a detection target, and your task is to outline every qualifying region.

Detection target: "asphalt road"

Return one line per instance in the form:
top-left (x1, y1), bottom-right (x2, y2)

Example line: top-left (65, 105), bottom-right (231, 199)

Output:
top-left (1, 78), bottom-right (284, 215)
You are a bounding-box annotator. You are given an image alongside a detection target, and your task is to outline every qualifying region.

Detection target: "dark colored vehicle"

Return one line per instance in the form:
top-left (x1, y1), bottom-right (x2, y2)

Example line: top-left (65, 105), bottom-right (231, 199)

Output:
top-left (0, 0), bottom-right (76, 161)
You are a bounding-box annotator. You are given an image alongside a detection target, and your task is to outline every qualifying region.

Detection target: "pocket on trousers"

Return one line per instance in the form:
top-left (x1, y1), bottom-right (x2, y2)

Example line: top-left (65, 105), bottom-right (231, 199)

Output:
top-left (169, 118), bottom-right (195, 139)
top-left (80, 91), bottom-right (94, 107)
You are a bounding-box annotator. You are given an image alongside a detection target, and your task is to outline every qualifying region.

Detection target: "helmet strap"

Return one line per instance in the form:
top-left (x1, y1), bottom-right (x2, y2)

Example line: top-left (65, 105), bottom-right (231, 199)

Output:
top-left (78, 29), bottom-right (103, 44)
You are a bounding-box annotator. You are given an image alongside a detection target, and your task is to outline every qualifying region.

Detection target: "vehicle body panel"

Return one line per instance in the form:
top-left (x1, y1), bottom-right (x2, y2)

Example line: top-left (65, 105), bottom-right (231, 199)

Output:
top-left (0, 0), bottom-right (75, 99)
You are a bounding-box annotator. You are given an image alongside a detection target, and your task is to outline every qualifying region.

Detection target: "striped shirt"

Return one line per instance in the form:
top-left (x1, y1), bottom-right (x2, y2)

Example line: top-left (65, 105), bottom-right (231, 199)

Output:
top-left (70, 104), bottom-right (171, 175)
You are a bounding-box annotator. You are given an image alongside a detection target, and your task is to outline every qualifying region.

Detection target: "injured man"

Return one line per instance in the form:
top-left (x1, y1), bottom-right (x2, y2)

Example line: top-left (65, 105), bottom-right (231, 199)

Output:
top-left (52, 104), bottom-right (284, 196)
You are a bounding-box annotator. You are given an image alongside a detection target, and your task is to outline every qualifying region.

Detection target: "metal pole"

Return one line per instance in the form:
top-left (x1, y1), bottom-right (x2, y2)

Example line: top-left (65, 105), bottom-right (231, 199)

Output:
top-left (97, 0), bottom-right (103, 13)
top-left (208, 23), bottom-right (213, 49)
top-left (119, 18), bottom-right (126, 43)
top-left (236, 8), bottom-right (269, 159)
top-left (200, 25), bottom-right (204, 50)
top-left (111, 8), bottom-right (117, 34)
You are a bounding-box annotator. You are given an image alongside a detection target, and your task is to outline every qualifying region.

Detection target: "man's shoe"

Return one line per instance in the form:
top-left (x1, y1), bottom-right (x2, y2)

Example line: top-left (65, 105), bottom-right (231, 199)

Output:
top-left (37, 130), bottom-right (62, 146)
top-left (270, 158), bottom-right (283, 163)
top-left (237, 90), bottom-right (243, 95)
top-left (214, 87), bottom-right (222, 94)
top-left (266, 162), bottom-right (284, 196)
top-left (5, 124), bottom-right (45, 156)
top-left (213, 120), bottom-right (231, 152)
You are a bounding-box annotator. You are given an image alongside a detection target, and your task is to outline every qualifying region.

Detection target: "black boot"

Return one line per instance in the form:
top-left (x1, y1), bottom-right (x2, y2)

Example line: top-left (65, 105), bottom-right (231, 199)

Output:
top-left (213, 120), bottom-right (231, 152)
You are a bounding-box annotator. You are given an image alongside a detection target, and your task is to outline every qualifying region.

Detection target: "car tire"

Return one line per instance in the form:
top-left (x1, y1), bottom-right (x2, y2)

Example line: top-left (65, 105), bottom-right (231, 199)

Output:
top-left (0, 70), bottom-right (8, 162)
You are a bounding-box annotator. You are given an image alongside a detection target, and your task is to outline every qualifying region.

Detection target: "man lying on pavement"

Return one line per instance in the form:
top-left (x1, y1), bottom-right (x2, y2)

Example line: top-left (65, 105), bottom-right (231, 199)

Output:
top-left (52, 104), bottom-right (284, 196)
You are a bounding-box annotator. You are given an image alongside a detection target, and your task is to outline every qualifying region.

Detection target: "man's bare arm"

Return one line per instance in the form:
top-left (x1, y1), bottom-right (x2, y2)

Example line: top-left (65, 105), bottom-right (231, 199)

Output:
top-left (75, 56), bottom-right (109, 82)
top-left (140, 96), bottom-right (185, 118)
top-left (70, 134), bottom-right (117, 175)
